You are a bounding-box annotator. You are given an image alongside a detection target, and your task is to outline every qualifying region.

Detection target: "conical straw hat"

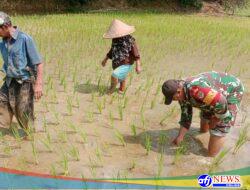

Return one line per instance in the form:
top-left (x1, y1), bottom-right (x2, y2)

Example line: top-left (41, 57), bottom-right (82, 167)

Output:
top-left (103, 19), bottom-right (135, 39)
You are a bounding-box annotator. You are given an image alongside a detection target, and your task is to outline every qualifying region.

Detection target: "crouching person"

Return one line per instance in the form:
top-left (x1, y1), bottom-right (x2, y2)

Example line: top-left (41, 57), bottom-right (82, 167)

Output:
top-left (0, 12), bottom-right (43, 138)
top-left (162, 71), bottom-right (244, 157)
top-left (101, 19), bottom-right (142, 94)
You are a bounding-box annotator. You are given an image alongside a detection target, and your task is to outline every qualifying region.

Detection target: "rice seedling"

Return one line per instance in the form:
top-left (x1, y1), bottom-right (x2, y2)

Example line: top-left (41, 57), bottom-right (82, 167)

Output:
top-left (144, 133), bottom-right (152, 155)
top-left (42, 115), bottom-right (47, 132)
top-left (79, 129), bottom-right (88, 144)
top-left (172, 142), bottom-right (187, 165)
top-left (50, 164), bottom-right (57, 176)
top-left (40, 132), bottom-right (53, 152)
top-left (67, 122), bottom-right (78, 133)
top-left (3, 143), bottom-right (12, 156)
top-left (95, 146), bottom-right (103, 163)
top-left (95, 99), bottom-right (104, 114)
top-left (130, 122), bottom-right (137, 137)
top-left (11, 126), bottom-right (22, 148)
top-left (233, 124), bottom-right (249, 154)
top-left (114, 129), bottom-right (126, 146)
top-left (69, 145), bottom-right (80, 161)
top-left (60, 152), bottom-right (69, 176)
top-left (31, 140), bottom-right (39, 165)
top-left (58, 130), bottom-right (68, 143)
top-left (128, 160), bottom-right (136, 171)
top-left (109, 111), bottom-right (114, 128)
top-left (118, 104), bottom-right (124, 121)
top-left (67, 96), bottom-right (73, 116)
top-left (86, 110), bottom-right (94, 123)
top-left (157, 150), bottom-right (165, 177)
top-left (209, 148), bottom-right (231, 173)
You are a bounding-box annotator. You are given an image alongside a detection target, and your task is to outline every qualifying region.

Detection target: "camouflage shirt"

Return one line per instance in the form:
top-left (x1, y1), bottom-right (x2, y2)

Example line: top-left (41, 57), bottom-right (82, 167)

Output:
top-left (179, 71), bottom-right (244, 129)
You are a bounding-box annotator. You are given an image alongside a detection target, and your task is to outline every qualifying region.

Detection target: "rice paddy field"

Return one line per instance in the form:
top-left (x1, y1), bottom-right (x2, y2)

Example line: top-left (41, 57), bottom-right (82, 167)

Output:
top-left (0, 12), bottom-right (249, 179)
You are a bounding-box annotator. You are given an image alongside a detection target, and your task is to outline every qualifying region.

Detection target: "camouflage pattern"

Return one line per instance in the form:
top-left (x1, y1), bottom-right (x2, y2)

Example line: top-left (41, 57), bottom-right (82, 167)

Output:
top-left (179, 71), bottom-right (244, 135)
top-left (0, 80), bottom-right (34, 129)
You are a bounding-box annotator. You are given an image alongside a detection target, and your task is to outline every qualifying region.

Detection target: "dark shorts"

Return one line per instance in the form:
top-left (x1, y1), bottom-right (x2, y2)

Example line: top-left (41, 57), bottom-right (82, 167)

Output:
top-left (0, 80), bottom-right (34, 129)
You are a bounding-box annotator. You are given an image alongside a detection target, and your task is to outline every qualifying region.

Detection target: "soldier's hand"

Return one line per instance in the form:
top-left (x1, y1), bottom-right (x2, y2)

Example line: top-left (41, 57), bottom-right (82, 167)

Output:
top-left (34, 82), bottom-right (43, 100)
top-left (172, 136), bottom-right (183, 146)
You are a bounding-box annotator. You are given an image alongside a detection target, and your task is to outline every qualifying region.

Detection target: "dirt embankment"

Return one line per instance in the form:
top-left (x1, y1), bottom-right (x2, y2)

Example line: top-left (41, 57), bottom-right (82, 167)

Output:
top-left (1, 0), bottom-right (225, 15)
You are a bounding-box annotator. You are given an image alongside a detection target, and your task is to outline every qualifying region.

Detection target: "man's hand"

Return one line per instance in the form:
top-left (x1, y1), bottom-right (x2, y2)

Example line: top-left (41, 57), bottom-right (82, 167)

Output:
top-left (172, 135), bottom-right (184, 146)
top-left (34, 82), bottom-right (43, 100)
top-left (136, 65), bottom-right (142, 74)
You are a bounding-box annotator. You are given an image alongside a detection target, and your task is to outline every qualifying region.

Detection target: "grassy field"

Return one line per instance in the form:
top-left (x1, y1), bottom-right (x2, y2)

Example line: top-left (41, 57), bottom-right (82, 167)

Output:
top-left (0, 12), bottom-right (249, 179)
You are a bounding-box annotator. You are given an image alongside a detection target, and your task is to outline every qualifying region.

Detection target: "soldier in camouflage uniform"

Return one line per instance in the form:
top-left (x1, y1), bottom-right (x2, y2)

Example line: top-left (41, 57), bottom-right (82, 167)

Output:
top-left (162, 71), bottom-right (244, 156)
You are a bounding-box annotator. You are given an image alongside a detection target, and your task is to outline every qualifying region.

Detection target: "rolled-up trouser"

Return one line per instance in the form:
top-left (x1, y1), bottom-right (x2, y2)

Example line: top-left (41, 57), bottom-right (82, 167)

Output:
top-left (200, 94), bottom-right (243, 137)
top-left (0, 80), bottom-right (34, 129)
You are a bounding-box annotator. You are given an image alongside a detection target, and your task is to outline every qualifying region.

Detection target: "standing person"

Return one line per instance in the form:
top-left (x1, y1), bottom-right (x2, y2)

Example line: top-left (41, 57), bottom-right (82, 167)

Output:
top-left (0, 12), bottom-right (43, 136)
top-left (101, 19), bottom-right (142, 94)
top-left (162, 71), bottom-right (244, 156)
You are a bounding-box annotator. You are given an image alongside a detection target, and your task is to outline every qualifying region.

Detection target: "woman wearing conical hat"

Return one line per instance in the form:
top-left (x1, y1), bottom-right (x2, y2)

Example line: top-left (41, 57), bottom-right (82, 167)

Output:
top-left (101, 19), bottom-right (142, 94)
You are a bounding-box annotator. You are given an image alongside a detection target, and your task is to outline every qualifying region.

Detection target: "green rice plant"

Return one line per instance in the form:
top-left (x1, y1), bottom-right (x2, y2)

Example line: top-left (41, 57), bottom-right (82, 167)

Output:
top-left (118, 104), bottom-right (124, 121)
top-left (95, 99), bottom-right (103, 114)
top-left (129, 160), bottom-right (136, 171)
top-left (69, 145), bottom-right (80, 161)
top-left (123, 96), bottom-right (128, 108)
top-left (11, 126), bottom-right (22, 148)
top-left (233, 124), bottom-right (249, 154)
top-left (88, 156), bottom-right (97, 178)
top-left (42, 115), bottom-right (47, 132)
top-left (157, 150), bottom-right (164, 177)
top-left (144, 133), bottom-right (152, 155)
top-left (79, 129), bottom-right (88, 144)
top-left (209, 148), bottom-right (231, 173)
top-left (3, 143), bottom-right (12, 156)
top-left (40, 132), bottom-right (53, 152)
top-left (42, 99), bottom-right (49, 112)
top-left (53, 111), bottom-right (60, 125)
top-left (95, 146), bottom-right (103, 163)
top-left (130, 123), bottom-right (137, 137)
top-left (60, 152), bottom-right (69, 176)
top-left (67, 122), bottom-right (78, 133)
top-left (140, 111), bottom-right (146, 129)
top-left (158, 132), bottom-right (168, 149)
top-left (86, 111), bottom-right (94, 123)
top-left (114, 129), bottom-right (126, 146)
top-left (67, 96), bottom-right (73, 116)
top-left (58, 130), bottom-right (68, 143)
top-left (31, 140), bottom-right (39, 165)
top-left (50, 164), bottom-right (57, 176)
top-left (75, 95), bottom-right (80, 108)
top-left (172, 142), bottom-right (187, 165)
top-left (109, 111), bottom-right (114, 128)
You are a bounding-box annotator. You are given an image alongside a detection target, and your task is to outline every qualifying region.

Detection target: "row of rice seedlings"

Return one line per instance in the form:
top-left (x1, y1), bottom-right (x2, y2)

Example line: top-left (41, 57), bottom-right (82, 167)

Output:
top-left (233, 123), bottom-right (249, 154)
top-left (79, 129), bottom-right (88, 144)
